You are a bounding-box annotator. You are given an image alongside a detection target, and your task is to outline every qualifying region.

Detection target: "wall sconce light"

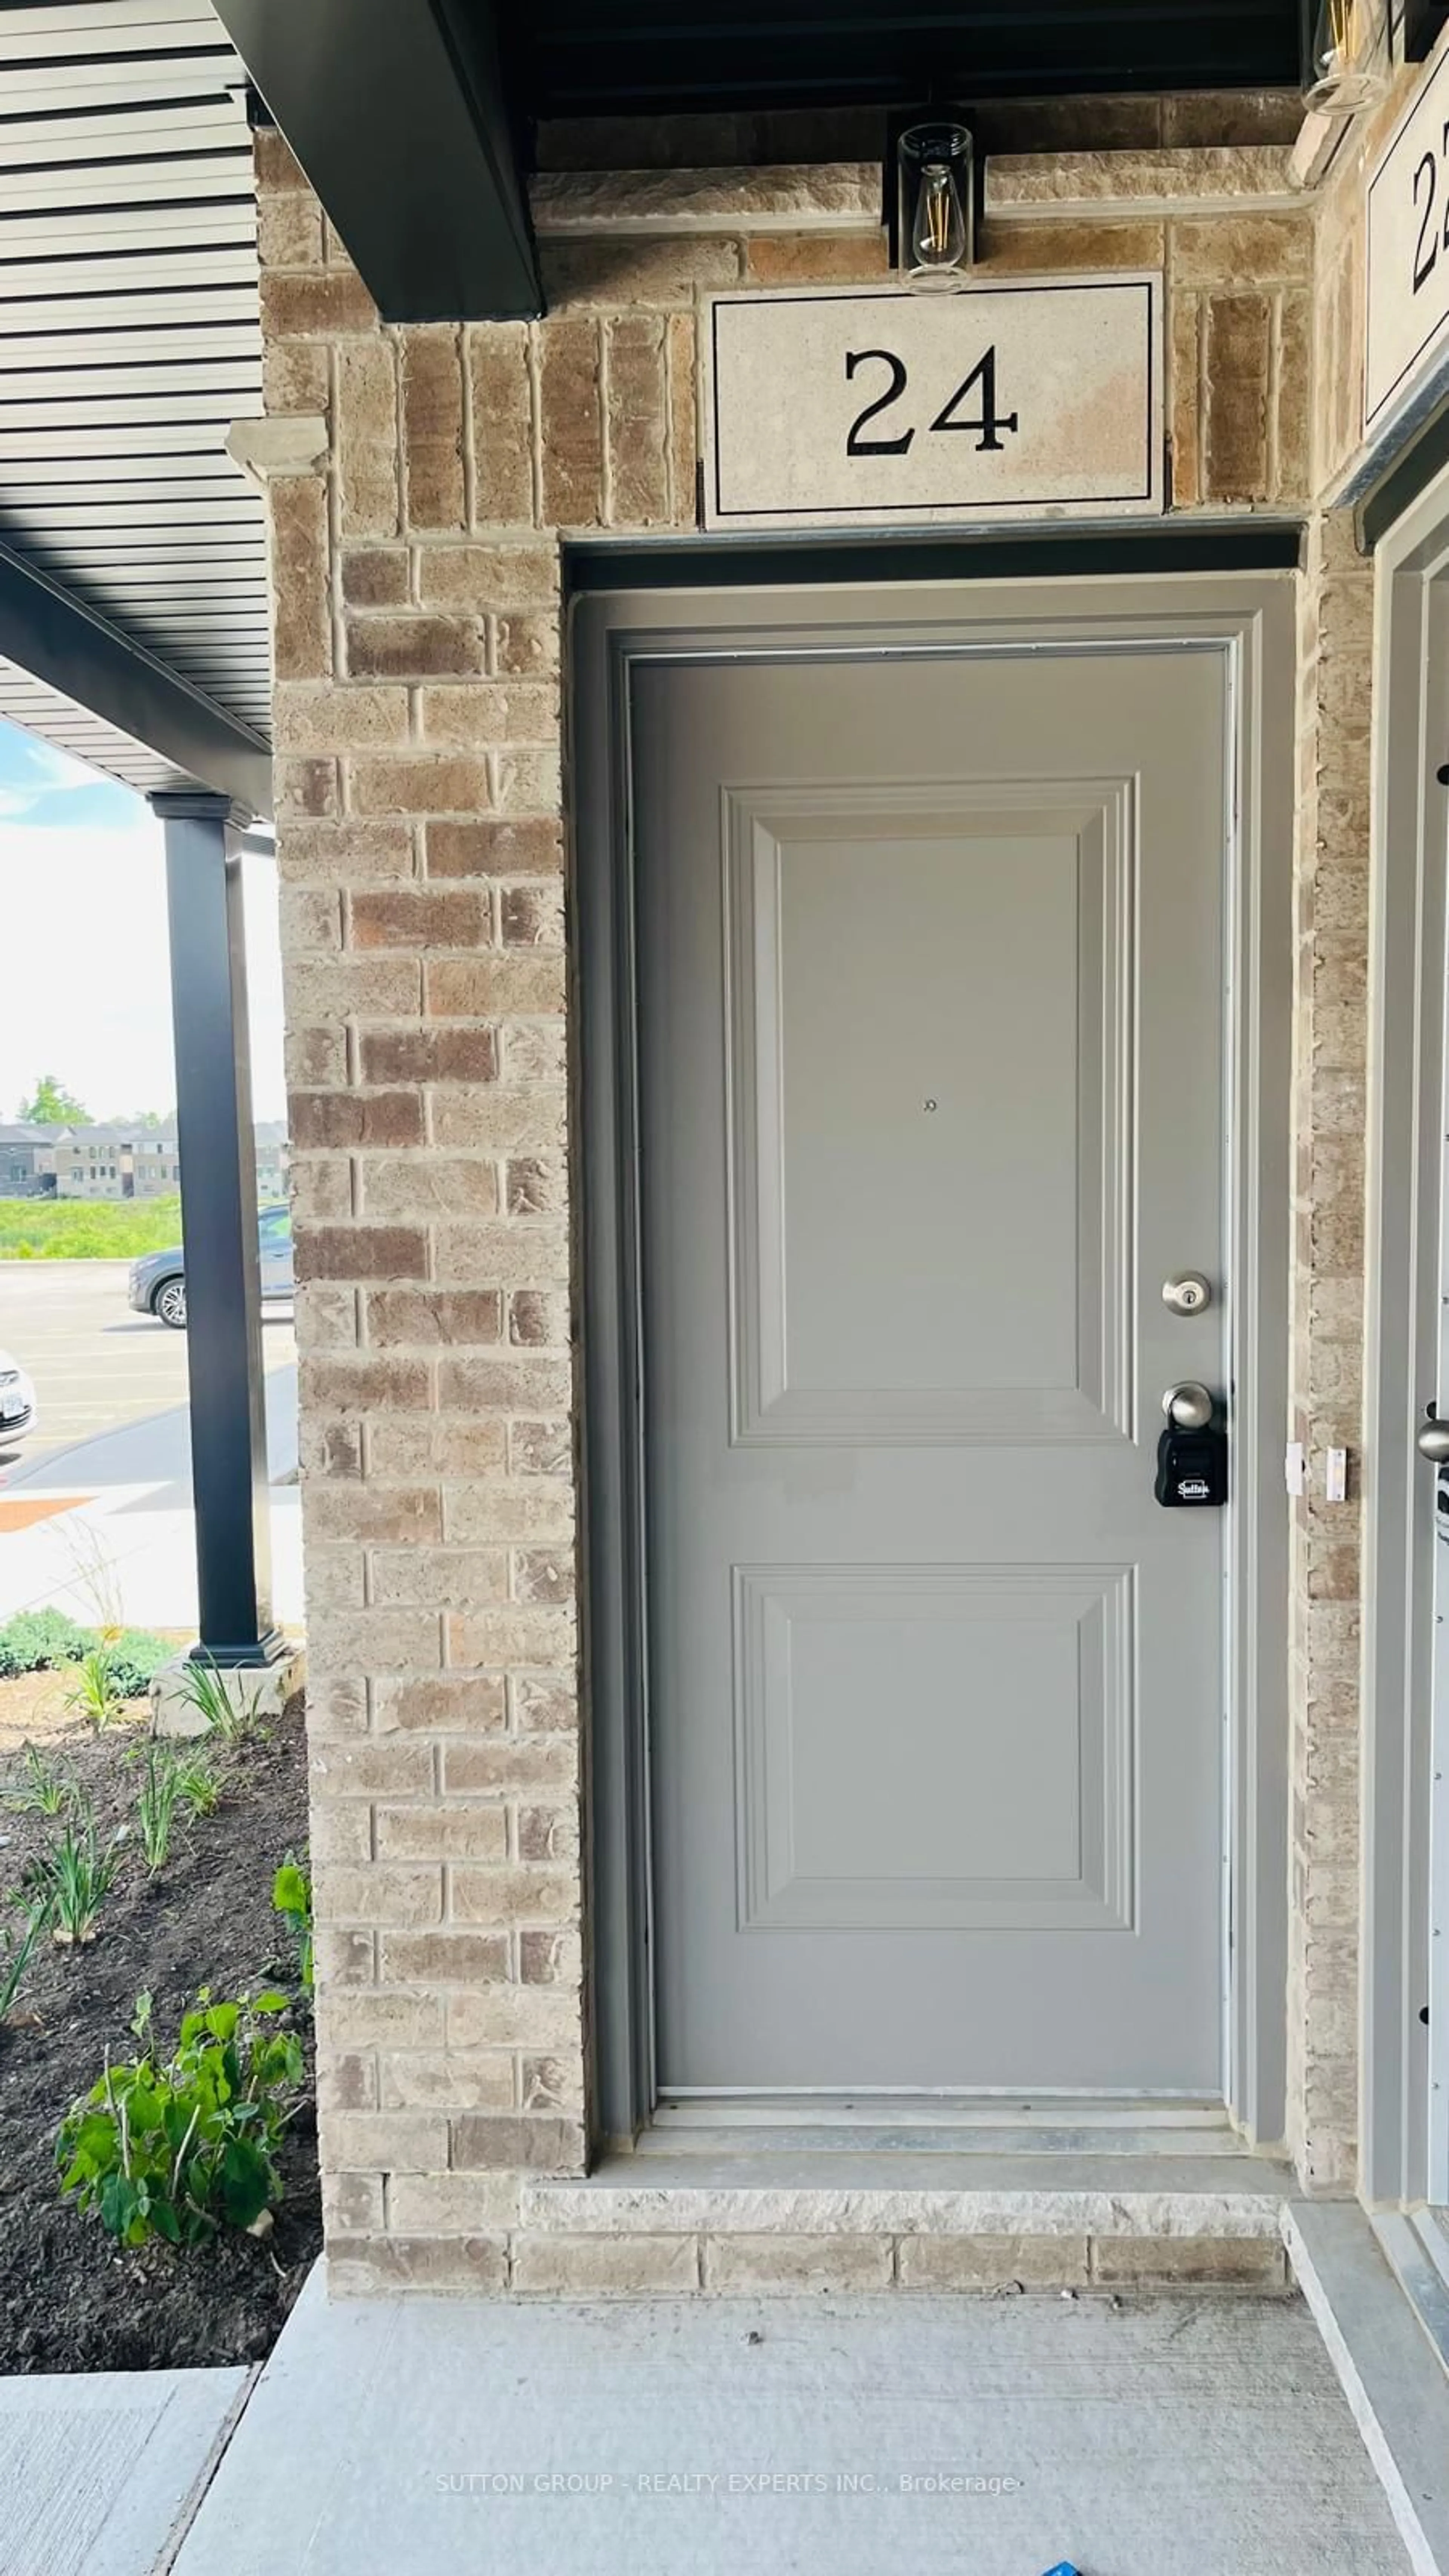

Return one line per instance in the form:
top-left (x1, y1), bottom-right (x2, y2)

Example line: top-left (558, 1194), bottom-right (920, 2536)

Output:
top-left (896, 121), bottom-right (975, 288)
top-left (1304, 0), bottom-right (1391, 111)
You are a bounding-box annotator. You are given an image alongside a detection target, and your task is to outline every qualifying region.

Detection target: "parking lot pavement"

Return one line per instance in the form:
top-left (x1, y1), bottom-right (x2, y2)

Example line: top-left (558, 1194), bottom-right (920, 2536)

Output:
top-left (0, 1260), bottom-right (296, 1481)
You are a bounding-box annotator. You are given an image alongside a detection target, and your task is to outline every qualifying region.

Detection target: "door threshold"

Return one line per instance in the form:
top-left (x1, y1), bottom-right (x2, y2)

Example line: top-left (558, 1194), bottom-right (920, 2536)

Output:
top-left (645, 2095), bottom-right (1246, 2160)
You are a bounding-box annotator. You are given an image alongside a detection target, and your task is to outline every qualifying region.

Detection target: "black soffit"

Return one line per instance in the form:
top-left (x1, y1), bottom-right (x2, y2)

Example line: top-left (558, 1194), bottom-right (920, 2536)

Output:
top-left (507, 1), bottom-right (1304, 116)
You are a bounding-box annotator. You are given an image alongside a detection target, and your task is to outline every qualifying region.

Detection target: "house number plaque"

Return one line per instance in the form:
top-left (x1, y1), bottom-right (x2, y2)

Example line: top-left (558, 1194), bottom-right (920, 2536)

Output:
top-left (701, 276), bottom-right (1164, 532)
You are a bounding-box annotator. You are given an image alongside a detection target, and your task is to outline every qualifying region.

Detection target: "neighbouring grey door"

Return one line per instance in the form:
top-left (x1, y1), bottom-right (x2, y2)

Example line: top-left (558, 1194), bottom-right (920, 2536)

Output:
top-left (634, 643), bottom-right (1229, 2095)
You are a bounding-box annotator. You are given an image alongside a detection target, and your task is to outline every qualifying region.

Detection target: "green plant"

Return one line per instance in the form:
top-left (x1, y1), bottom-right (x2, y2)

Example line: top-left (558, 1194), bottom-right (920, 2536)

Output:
top-left (64, 1647), bottom-right (126, 1730)
top-left (172, 1753), bottom-right (222, 1819)
top-left (173, 1655), bottom-right (263, 1744)
top-left (0, 1608), bottom-right (94, 1679)
top-left (0, 1899), bottom-right (49, 2021)
top-left (271, 1856), bottom-right (314, 1990)
top-left (56, 1989), bottom-right (304, 2247)
top-left (2, 1739), bottom-right (79, 1817)
top-left (134, 1746), bottom-right (183, 1875)
top-left (106, 1630), bottom-right (174, 1700)
top-left (23, 1809), bottom-right (124, 1945)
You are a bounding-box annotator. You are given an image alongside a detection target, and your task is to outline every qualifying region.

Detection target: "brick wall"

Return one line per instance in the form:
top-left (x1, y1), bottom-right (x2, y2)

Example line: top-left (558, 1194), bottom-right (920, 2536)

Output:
top-left (255, 127), bottom-right (1371, 2281)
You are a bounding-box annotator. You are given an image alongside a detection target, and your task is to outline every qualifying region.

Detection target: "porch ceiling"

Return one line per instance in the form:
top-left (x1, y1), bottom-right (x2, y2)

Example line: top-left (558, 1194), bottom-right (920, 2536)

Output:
top-left (0, 0), bottom-right (270, 807)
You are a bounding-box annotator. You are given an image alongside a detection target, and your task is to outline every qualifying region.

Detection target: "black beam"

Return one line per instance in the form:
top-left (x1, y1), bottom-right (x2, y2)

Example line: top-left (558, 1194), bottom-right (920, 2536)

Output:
top-left (0, 537), bottom-right (271, 813)
top-left (212, 0), bottom-right (542, 323)
top-left (1405, 0), bottom-right (1449, 59)
top-left (153, 789), bottom-right (283, 1670)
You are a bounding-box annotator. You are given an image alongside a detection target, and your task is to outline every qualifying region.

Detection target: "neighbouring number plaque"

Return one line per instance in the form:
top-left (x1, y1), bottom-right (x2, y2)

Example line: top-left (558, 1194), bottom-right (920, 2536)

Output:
top-left (1366, 42), bottom-right (1449, 439)
top-left (701, 276), bottom-right (1164, 532)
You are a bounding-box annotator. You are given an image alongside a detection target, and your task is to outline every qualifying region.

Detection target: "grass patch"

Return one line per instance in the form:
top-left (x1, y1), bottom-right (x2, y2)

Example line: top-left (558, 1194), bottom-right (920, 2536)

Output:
top-left (0, 1196), bottom-right (182, 1260)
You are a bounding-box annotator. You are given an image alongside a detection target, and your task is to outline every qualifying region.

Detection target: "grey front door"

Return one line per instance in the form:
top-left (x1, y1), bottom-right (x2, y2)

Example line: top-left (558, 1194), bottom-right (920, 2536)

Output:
top-left (634, 640), bottom-right (1229, 2096)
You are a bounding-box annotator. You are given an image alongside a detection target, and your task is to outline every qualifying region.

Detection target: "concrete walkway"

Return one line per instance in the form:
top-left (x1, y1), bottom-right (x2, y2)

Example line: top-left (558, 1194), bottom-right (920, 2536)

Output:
top-left (0, 2366), bottom-right (247, 2576)
top-left (164, 2263), bottom-right (1412, 2576)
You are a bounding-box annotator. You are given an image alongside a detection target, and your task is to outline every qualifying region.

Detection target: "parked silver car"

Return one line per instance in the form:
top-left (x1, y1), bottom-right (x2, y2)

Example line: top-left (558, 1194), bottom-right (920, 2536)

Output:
top-left (128, 1205), bottom-right (295, 1330)
top-left (0, 1346), bottom-right (37, 1448)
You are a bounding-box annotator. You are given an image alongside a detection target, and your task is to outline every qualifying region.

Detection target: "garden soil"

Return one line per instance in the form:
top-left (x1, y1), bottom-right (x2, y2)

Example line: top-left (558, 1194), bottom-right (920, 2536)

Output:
top-left (0, 1684), bottom-right (320, 2372)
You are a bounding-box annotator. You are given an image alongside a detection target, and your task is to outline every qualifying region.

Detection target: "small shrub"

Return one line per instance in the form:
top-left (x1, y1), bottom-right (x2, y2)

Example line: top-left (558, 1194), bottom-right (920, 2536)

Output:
top-left (0, 1608), bottom-right (94, 1679)
top-left (0, 1899), bottom-right (49, 2021)
top-left (2, 1740), bottom-right (79, 1817)
top-left (65, 1647), bottom-right (127, 1729)
top-left (56, 1989), bottom-right (303, 2247)
top-left (272, 1856), bottom-right (313, 1990)
top-left (106, 1630), bottom-right (174, 1701)
top-left (23, 1808), bottom-right (124, 1945)
top-left (134, 1745), bottom-right (183, 1875)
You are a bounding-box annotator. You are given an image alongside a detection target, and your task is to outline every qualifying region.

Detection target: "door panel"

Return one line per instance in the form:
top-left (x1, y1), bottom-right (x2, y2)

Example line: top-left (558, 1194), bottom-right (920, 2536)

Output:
top-left (636, 646), bottom-right (1229, 2095)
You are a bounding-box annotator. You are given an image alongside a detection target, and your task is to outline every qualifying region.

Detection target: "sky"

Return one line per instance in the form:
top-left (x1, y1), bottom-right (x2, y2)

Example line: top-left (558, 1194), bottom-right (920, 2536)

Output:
top-left (0, 725), bottom-right (286, 1127)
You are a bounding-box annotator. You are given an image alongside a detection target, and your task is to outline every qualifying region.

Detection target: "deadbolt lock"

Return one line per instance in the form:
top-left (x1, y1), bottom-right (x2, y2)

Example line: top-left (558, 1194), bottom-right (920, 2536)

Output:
top-left (1162, 1271), bottom-right (1213, 1317)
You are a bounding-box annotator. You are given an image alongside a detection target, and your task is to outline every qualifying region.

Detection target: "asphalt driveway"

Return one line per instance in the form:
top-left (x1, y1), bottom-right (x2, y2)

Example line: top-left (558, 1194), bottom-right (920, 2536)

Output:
top-left (0, 1260), bottom-right (295, 1481)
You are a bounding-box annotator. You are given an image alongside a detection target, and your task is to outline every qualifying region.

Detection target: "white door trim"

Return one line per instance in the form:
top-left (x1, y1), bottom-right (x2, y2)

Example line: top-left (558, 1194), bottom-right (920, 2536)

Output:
top-left (573, 571), bottom-right (1295, 2152)
top-left (1363, 464), bottom-right (1449, 2208)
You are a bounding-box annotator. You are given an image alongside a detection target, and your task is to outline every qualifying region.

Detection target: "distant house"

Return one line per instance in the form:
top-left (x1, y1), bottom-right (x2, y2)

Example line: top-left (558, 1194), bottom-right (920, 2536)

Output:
top-left (51, 1125), bottom-right (180, 1202)
top-left (0, 1122), bottom-right (61, 1197)
top-left (254, 1120), bottom-right (290, 1207)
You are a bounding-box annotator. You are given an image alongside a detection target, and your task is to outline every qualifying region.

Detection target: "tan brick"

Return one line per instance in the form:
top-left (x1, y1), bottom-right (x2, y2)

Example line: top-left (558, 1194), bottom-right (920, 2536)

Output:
top-left (365, 1287), bottom-right (503, 1346)
top-left (1204, 293), bottom-right (1272, 502)
top-left (278, 886), bottom-right (342, 953)
top-left (519, 1927), bottom-right (583, 1986)
top-left (898, 2234), bottom-right (1092, 2291)
top-left (452, 2113), bottom-right (585, 2171)
top-left (310, 1739), bottom-right (435, 1798)
top-left (315, 1864), bottom-right (443, 1929)
top-left (703, 2233), bottom-right (893, 2294)
top-left (347, 615), bottom-right (485, 679)
top-left (380, 1929), bottom-right (509, 1983)
top-left (449, 1868), bottom-right (579, 1927)
top-left (313, 1926), bottom-right (375, 1985)
top-left (318, 2052), bottom-right (377, 2112)
top-left (288, 956), bottom-right (422, 1020)
top-left (540, 236), bottom-right (738, 307)
top-left (323, 2108), bottom-right (449, 2172)
top-left (359, 1024), bottom-right (497, 1082)
top-left (425, 954), bottom-right (565, 1017)
top-left (269, 476), bottom-right (331, 683)
top-left (746, 233), bottom-right (890, 284)
top-left (500, 882), bottom-right (565, 947)
top-left (375, 1674), bottom-right (506, 1734)
top-left (428, 1089), bottom-right (563, 1153)
top-left (275, 754), bottom-right (338, 818)
top-left (330, 2236), bottom-right (509, 2296)
top-left (263, 268), bottom-right (377, 338)
top-left (468, 323), bottom-right (535, 525)
top-left (376, 1802), bottom-right (509, 1861)
top-left (1090, 2236), bottom-right (1289, 2288)
top-left (513, 2233), bottom-right (698, 2294)
top-left (278, 819), bottom-right (415, 885)
top-left (265, 336), bottom-right (330, 413)
top-left (348, 754), bottom-right (492, 816)
top-left (403, 328), bottom-right (466, 530)
top-left (387, 2172), bottom-right (521, 2232)
top-left (425, 818), bottom-right (561, 880)
top-left (983, 219), bottom-right (1166, 275)
top-left (494, 746), bottom-right (563, 813)
top-left (310, 1606), bottom-right (442, 1672)
top-left (323, 2170), bottom-right (385, 2235)
top-left (337, 338), bottom-right (400, 537)
top-left (446, 1984), bottom-right (581, 2048)
top-left (508, 1288), bottom-right (569, 1348)
top-left (441, 1738), bottom-right (577, 1796)
top-left (1171, 212), bottom-right (1313, 287)
top-left (258, 188), bottom-right (325, 266)
top-left (443, 1486), bottom-right (575, 1546)
top-left (433, 1218), bottom-right (568, 1287)
top-left (291, 1090), bottom-right (423, 1148)
top-left (350, 885), bottom-right (490, 949)
top-left (254, 125), bottom-right (306, 190)
top-left (368, 1417), bottom-right (509, 1476)
top-left (416, 543), bottom-right (559, 612)
top-left (538, 314), bottom-right (604, 526)
top-left (323, 1990), bottom-right (447, 2049)
top-left (493, 613), bottom-right (561, 677)
top-left (294, 1223), bottom-right (428, 1283)
top-left (342, 547), bottom-right (411, 608)
top-left (606, 313), bottom-right (669, 527)
top-left (372, 1550), bottom-right (509, 1611)
top-left (418, 681), bottom-right (558, 746)
top-left (359, 1157), bottom-right (498, 1219)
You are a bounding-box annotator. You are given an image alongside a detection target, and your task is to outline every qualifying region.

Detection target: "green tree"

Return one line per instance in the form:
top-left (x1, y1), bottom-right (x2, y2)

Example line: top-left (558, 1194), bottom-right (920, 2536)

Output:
top-left (19, 1074), bottom-right (88, 1125)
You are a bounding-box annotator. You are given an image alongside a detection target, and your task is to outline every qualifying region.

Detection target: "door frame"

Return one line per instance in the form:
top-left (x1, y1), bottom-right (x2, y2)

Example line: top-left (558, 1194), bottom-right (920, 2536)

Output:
top-left (1361, 461), bottom-right (1449, 2209)
top-left (571, 567), bottom-right (1296, 2152)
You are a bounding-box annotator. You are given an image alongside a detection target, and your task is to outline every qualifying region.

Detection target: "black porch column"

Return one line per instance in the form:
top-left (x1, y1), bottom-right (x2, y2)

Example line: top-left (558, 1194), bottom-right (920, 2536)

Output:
top-left (152, 789), bottom-right (282, 1666)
